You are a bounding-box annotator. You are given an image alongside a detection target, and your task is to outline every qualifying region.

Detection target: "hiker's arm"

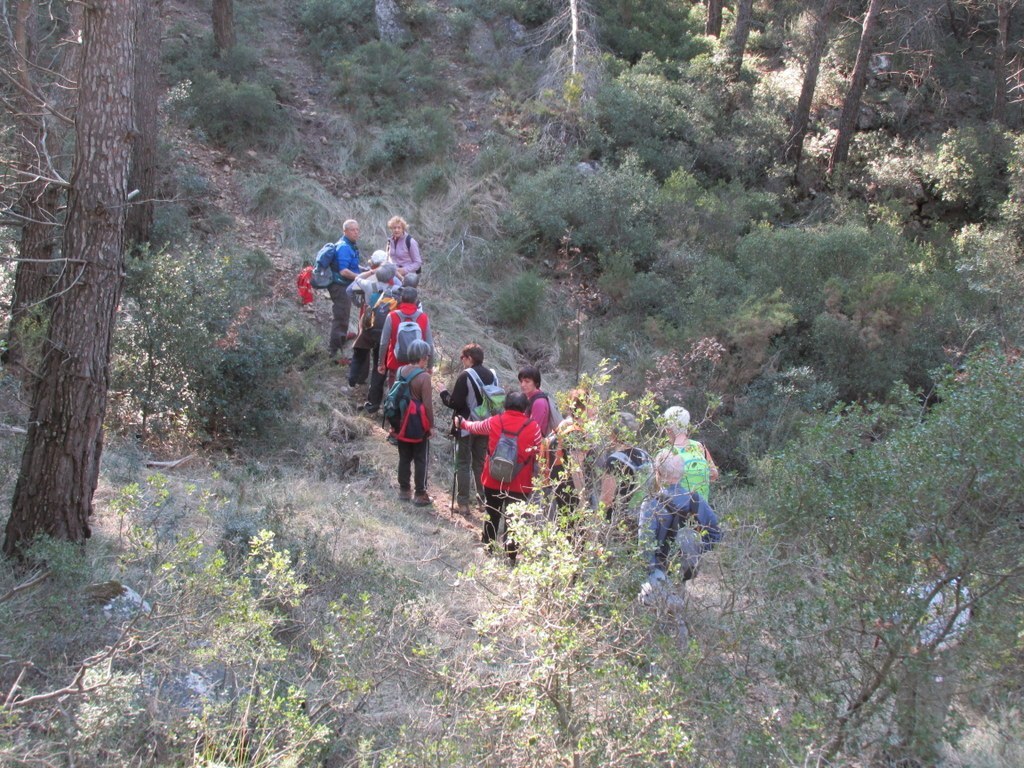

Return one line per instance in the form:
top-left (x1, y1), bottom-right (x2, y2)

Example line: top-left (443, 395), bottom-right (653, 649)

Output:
top-left (448, 373), bottom-right (470, 413)
top-left (696, 499), bottom-right (722, 549)
top-left (457, 416), bottom-right (489, 436)
top-left (704, 445), bottom-right (720, 482)
top-left (407, 238), bottom-right (422, 272)
top-left (599, 473), bottom-right (617, 509)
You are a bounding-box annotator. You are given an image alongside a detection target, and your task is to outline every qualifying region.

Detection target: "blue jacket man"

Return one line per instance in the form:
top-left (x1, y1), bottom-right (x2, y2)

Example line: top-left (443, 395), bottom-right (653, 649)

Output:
top-left (318, 219), bottom-right (362, 363)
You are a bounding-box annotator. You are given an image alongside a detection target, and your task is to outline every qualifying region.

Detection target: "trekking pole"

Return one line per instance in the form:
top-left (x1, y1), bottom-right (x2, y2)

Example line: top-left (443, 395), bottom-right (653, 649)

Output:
top-left (449, 416), bottom-right (458, 512)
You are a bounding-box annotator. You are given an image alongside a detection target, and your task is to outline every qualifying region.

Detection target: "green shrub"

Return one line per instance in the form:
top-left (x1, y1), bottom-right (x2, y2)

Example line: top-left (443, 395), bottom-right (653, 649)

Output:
top-left (298, 0), bottom-right (376, 57)
top-left (179, 72), bottom-right (286, 150)
top-left (364, 107), bottom-right (455, 171)
top-left (931, 124), bottom-right (1011, 218)
top-left (509, 154), bottom-right (661, 265)
top-left (590, 53), bottom-right (789, 185)
top-left (330, 42), bottom-right (449, 122)
top-left (412, 163), bottom-right (451, 202)
top-left (492, 271), bottom-right (547, 330)
top-left (593, 0), bottom-right (707, 63)
top-left (112, 245), bottom-right (309, 443)
top-left (757, 350), bottom-right (1024, 763)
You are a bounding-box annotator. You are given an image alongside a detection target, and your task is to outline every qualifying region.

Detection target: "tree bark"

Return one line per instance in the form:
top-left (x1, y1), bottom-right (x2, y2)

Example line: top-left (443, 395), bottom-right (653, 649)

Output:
top-left (786, 0), bottom-right (839, 169)
top-left (125, 0), bottom-right (162, 245)
top-left (829, 0), bottom-right (885, 174)
top-left (728, 0), bottom-right (755, 77)
top-left (706, 0), bottom-right (724, 37)
top-left (992, 0), bottom-right (1016, 126)
top-left (2, 2), bottom-right (78, 383)
top-left (212, 0), bottom-right (235, 56)
top-left (5, 0), bottom-right (138, 556)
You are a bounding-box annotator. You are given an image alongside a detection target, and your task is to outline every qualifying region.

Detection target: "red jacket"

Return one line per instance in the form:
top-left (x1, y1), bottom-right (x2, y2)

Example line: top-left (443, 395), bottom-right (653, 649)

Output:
top-left (464, 410), bottom-right (542, 493)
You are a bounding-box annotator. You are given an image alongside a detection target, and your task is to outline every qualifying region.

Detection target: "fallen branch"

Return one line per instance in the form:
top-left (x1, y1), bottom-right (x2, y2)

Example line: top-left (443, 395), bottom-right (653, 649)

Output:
top-left (0, 424), bottom-right (28, 435)
top-left (0, 569), bottom-right (51, 603)
top-left (144, 454), bottom-right (195, 470)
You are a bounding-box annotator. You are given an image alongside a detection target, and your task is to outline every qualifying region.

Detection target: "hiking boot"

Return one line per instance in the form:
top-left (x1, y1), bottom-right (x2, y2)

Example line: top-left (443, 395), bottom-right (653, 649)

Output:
top-left (364, 403), bottom-right (379, 414)
top-left (453, 502), bottom-right (472, 516)
top-left (334, 357), bottom-right (351, 366)
top-left (397, 488), bottom-right (412, 501)
top-left (413, 492), bottom-right (434, 507)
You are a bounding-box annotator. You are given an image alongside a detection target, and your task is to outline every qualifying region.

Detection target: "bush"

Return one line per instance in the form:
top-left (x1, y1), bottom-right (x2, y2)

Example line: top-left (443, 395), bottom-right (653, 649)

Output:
top-left (930, 124), bottom-right (1011, 218)
top-left (330, 42), bottom-right (449, 122)
top-left (509, 154), bottom-right (661, 265)
top-left (112, 245), bottom-right (309, 443)
top-left (364, 107), bottom-right (455, 171)
top-left (756, 350), bottom-right (1024, 764)
top-left (298, 0), bottom-right (377, 57)
top-left (593, 0), bottom-right (707, 63)
top-left (492, 271), bottom-right (547, 329)
top-left (179, 72), bottom-right (286, 150)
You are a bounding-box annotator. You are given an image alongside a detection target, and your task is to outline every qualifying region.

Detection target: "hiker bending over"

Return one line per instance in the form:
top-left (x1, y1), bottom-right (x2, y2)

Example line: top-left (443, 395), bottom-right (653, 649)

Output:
top-left (638, 451), bottom-right (722, 610)
top-left (457, 392), bottom-right (542, 565)
top-left (349, 260), bottom-right (400, 396)
top-left (440, 343), bottom-right (498, 515)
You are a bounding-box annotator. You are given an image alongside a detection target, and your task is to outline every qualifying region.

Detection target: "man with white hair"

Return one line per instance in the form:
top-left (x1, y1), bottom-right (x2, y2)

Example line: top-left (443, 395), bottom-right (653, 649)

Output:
top-left (657, 405), bottom-right (719, 501)
top-left (318, 219), bottom-right (362, 364)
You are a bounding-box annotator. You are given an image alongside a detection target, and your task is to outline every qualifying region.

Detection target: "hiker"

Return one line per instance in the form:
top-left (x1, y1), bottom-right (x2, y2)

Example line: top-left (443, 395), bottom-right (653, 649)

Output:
top-left (439, 343), bottom-right (498, 515)
top-left (518, 365), bottom-right (561, 436)
top-left (544, 390), bottom-right (591, 536)
top-left (386, 216), bottom-right (422, 278)
top-left (318, 219), bottom-right (362, 364)
top-left (597, 411), bottom-right (653, 526)
top-left (457, 391), bottom-right (542, 565)
top-left (346, 249), bottom-right (390, 310)
top-left (348, 261), bottom-right (400, 394)
top-left (377, 286), bottom-right (434, 387)
top-left (392, 339), bottom-right (435, 507)
top-left (658, 405), bottom-right (719, 501)
top-left (637, 451), bottom-right (722, 611)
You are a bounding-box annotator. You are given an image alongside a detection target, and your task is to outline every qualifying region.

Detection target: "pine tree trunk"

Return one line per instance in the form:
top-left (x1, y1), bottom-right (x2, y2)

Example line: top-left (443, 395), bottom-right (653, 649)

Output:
top-left (992, 0), bottom-right (1015, 125)
top-left (5, 0), bottom-right (138, 557)
top-left (212, 0), bottom-right (235, 56)
top-left (829, 0), bottom-right (884, 173)
top-left (728, 0), bottom-right (755, 77)
top-left (706, 0), bottom-right (724, 37)
top-left (786, 0), bottom-right (838, 169)
top-left (3, 1), bottom-right (75, 384)
top-left (125, 0), bottom-right (162, 245)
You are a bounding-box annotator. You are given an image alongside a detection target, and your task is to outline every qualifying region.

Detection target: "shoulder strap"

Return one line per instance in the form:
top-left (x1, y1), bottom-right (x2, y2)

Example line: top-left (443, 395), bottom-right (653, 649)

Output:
top-left (465, 367), bottom-right (485, 400)
top-left (405, 233), bottom-right (412, 250)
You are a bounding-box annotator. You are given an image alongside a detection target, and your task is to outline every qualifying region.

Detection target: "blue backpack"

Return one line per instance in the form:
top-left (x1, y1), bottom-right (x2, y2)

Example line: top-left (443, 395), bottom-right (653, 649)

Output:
top-left (311, 242), bottom-right (336, 289)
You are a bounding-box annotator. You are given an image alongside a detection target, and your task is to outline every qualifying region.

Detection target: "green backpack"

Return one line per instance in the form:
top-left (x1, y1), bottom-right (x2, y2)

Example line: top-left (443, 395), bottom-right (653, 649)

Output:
top-left (674, 440), bottom-right (711, 501)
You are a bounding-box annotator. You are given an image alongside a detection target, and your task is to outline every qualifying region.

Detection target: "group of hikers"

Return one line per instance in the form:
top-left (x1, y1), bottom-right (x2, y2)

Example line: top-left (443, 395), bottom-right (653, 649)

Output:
top-left (300, 217), bottom-right (975, 761)
top-left (301, 217), bottom-right (723, 608)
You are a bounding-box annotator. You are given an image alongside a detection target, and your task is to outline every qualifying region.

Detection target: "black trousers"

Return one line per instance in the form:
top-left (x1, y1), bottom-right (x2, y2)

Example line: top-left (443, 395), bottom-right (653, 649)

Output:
top-left (483, 487), bottom-right (529, 563)
top-left (397, 439), bottom-right (429, 494)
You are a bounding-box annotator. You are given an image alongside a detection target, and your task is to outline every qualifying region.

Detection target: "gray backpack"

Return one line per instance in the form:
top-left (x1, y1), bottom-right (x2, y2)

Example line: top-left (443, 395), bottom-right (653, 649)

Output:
top-left (393, 309), bottom-right (424, 362)
top-left (489, 418), bottom-right (529, 483)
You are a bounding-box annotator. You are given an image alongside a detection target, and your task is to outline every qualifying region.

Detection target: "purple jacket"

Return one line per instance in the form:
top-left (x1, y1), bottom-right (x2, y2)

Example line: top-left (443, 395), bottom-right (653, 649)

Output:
top-left (388, 234), bottom-right (422, 273)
